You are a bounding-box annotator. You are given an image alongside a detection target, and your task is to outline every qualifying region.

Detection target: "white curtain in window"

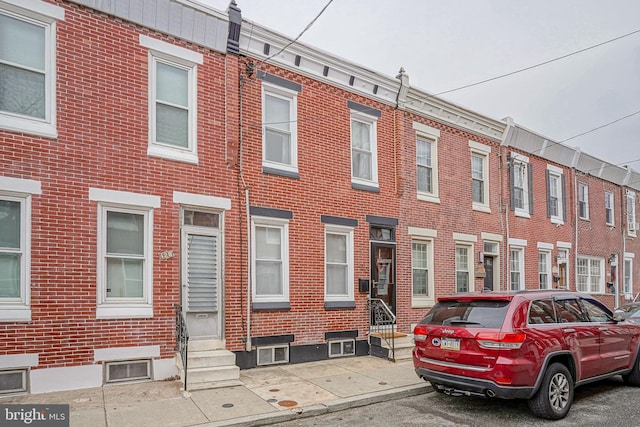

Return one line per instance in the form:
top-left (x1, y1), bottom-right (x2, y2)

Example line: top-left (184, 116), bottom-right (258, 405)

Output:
top-left (326, 233), bottom-right (347, 295)
top-left (0, 200), bottom-right (21, 298)
top-left (156, 62), bottom-right (189, 147)
top-left (412, 242), bottom-right (428, 295)
top-left (256, 227), bottom-right (283, 295)
top-left (265, 95), bottom-right (291, 164)
top-left (0, 15), bottom-right (45, 118)
top-left (106, 212), bottom-right (144, 298)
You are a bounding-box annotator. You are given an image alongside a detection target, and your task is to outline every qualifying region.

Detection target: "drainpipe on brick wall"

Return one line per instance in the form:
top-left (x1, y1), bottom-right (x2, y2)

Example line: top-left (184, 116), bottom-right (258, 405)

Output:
top-left (239, 72), bottom-right (252, 352)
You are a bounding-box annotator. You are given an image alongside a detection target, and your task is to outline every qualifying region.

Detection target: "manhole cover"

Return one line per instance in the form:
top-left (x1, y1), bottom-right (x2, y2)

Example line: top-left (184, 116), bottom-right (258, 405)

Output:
top-left (278, 400), bottom-right (298, 407)
top-left (222, 403), bottom-right (234, 408)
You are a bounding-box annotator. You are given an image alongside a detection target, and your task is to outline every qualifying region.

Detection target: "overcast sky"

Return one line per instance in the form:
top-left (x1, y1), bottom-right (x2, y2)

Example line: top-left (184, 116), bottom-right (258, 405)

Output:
top-left (200, 0), bottom-right (640, 169)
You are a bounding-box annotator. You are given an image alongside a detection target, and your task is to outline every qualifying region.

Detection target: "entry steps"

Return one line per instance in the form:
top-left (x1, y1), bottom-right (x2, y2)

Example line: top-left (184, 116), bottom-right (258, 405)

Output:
top-left (176, 339), bottom-right (241, 391)
top-left (370, 331), bottom-right (414, 361)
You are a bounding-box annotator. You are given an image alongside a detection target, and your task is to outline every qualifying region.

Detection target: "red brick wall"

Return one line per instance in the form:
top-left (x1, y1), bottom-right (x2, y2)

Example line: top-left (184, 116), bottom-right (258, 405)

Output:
top-left (1, 1), bottom-right (240, 368)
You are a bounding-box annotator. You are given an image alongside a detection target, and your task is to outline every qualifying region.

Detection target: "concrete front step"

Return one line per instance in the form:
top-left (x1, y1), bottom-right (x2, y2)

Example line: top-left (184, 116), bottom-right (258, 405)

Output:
top-left (187, 349), bottom-right (236, 368)
top-left (376, 334), bottom-right (414, 361)
top-left (186, 365), bottom-right (241, 386)
top-left (187, 339), bottom-right (225, 352)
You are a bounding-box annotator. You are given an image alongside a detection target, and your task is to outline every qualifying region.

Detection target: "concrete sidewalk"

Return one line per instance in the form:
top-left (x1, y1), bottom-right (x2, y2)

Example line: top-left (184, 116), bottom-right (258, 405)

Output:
top-left (1, 356), bottom-right (431, 426)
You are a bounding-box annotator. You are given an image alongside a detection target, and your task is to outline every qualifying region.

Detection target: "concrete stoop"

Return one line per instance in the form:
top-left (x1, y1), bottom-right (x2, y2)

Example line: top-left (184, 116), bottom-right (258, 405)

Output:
top-left (370, 333), bottom-right (414, 361)
top-left (176, 339), bottom-right (242, 391)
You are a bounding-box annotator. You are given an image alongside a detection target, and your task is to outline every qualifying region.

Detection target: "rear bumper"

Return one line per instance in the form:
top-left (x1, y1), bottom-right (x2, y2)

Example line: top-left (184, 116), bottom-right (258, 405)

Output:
top-left (415, 367), bottom-right (535, 399)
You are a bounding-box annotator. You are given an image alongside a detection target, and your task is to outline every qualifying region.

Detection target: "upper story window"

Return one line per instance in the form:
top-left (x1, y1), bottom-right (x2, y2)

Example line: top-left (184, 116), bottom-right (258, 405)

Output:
top-left (546, 166), bottom-right (565, 224)
top-left (324, 225), bottom-right (354, 303)
top-left (510, 154), bottom-right (532, 217)
top-left (262, 82), bottom-right (299, 176)
top-left (627, 190), bottom-right (637, 236)
top-left (140, 35), bottom-right (203, 164)
top-left (0, 176), bottom-right (41, 322)
top-left (349, 102), bottom-right (380, 191)
top-left (0, 1), bottom-right (64, 138)
top-left (470, 141), bottom-right (491, 212)
top-left (414, 122), bottom-right (440, 203)
top-left (90, 188), bottom-right (160, 319)
top-left (605, 191), bottom-right (615, 226)
top-left (578, 182), bottom-right (589, 220)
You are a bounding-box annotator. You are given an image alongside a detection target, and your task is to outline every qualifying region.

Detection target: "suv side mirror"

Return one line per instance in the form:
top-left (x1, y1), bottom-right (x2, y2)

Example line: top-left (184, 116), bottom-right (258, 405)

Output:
top-left (613, 309), bottom-right (626, 322)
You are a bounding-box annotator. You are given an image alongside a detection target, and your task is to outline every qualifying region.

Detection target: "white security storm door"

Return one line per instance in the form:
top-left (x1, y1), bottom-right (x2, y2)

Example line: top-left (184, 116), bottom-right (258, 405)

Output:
top-left (182, 227), bottom-right (221, 339)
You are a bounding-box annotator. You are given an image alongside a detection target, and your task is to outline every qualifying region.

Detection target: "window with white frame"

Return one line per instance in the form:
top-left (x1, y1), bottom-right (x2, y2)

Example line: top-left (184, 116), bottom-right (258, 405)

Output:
top-left (90, 189), bottom-right (159, 318)
top-left (539, 251), bottom-right (551, 289)
top-left (412, 240), bottom-right (433, 300)
top-left (627, 191), bottom-right (637, 236)
top-left (624, 257), bottom-right (632, 295)
top-left (252, 217), bottom-right (289, 303)
top-left (262, 83), bottom-right (298, 173)
top-left (470, 142), bottom-right (491, 212)
top-left (325, 225), bottom-right (354, 302)
top-left (510, 247), bottom-right (525, 291)
top-left (510, 155), bottom-right (531, 216)
top-left (416, 136), bottom-right (434, 195)
top-left (546, 167), bottom-right (564, 223)
top-left (350, 111), bottom-right (378, 188)
top-left (605, 191), bottom-right (615, 226)
top-left (578, 183), bottom-right (589, 220)
top-left (140, 35), bottom-right (202, 164)
top-left (455, 245), bottom-right (470, 293)
top-left (577, 256), bottom-right (604, 293)
top-left (0, 1), bottom-right (64, 137)
top-left (0, 177), bottom-right (41, 322)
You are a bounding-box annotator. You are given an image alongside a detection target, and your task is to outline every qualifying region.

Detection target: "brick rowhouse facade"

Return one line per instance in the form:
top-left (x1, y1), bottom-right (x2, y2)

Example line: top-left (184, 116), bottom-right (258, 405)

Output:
top-left (1, 0), bottom-right (640, 394)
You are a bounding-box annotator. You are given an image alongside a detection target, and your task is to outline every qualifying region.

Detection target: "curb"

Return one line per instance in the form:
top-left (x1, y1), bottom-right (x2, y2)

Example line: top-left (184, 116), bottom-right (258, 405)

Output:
top-left (207, 383), bottom-right (432, 427)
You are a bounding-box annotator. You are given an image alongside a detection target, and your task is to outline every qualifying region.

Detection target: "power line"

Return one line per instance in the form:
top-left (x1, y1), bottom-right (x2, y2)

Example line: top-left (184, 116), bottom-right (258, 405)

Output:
top-left (434, 28), bottom-right (640, 96)
top-left (559, 110), bottom-right (640, 143)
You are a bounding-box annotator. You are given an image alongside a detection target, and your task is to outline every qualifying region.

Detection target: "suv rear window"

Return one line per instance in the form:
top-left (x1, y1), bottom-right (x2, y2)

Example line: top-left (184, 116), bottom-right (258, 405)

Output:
top-left (420, 300), bottom-right (510, 328)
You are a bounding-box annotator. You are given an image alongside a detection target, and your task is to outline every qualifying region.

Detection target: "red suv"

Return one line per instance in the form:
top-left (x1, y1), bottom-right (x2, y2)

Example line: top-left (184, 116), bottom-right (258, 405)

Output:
top-left (413, 290), bottom-right (640, 419)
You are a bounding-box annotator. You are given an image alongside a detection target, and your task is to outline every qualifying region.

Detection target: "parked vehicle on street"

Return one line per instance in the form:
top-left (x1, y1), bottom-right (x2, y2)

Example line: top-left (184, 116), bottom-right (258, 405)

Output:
top-left (617, 302), bottom-right (640, 321)
top-left (413, 290), bottom-right (640, 420)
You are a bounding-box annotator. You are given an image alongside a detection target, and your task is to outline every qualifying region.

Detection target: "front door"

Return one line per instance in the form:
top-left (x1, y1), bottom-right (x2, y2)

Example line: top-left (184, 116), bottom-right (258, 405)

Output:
top-left (181, 210), bottom-right (222, 340)
top-left (483, 256), bottom-right (495, 291)
top-left (371, 243), bottom-right (396, 316)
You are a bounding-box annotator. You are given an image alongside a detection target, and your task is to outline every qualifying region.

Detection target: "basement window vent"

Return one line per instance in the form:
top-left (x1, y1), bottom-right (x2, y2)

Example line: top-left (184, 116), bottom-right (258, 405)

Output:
top-left (328, 339), bottom-right (355, 358)
top-left (0, 369), bottom-right (28, 395)
top-left (257, 345), bottom-right (289, 366)
top-left (105, 360), bottom-right (152, 384)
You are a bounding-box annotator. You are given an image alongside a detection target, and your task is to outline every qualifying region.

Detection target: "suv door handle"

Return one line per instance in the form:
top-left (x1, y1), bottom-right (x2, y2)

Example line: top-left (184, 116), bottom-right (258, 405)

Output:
top-left (563, 328), bottom-right (576, 333)
top-left (599, 327), bottom-right (608, 331)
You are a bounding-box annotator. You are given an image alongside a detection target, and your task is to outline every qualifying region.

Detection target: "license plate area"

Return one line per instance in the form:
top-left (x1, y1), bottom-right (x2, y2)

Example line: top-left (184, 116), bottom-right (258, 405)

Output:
top-left (441, 337), bottom-right (460, 351)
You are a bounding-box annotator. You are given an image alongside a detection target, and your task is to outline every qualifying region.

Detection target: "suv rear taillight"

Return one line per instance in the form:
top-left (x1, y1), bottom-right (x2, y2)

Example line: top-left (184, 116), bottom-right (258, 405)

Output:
top-left (414, 325), bottom-right (428, 342)
top-left (475, 332), bottom-right (525, 349)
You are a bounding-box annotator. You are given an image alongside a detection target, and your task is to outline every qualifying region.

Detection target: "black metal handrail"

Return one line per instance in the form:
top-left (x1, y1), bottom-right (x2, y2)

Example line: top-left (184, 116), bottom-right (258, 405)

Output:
top-left (368, 298), bottom-right (396, 361)
top-left (175, 305), bottom-right (189, 390)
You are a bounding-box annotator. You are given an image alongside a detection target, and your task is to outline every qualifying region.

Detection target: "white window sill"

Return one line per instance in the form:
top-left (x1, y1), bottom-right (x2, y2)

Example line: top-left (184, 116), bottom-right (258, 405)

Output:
top-left (472, 203), bottom-right (491, 213)
top-left (0, 116), bottom-right (57, 139)
top-left (411, 299), bottom-right (434, 309)
top-left (417, 193), bottom-right (441, 204)
top-left (0, 306), bottom-right (32, 322)
top-left (147, 145), bottom-right (198, 164)
top-left (96, 305), bottom-right (153, 319)
top-left (514, 210), bottom-right (530, 219)
top-left (551, 217), bottom-right (564, 226)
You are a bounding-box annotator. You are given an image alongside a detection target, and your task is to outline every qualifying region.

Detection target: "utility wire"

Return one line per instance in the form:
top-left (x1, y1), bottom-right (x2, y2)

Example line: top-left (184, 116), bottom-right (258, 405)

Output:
top-left (434, 28), bottom-right (640, 96)
top-left (559, 110), bottom-right (640, 143)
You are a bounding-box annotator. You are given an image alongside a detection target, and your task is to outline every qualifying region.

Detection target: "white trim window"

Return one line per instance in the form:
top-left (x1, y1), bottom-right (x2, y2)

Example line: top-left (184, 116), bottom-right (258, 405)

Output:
top-left (627, 191), bottom-right (637, 236)
top-left (539, 251), bottom-right (551, 289)
top-left (324, 225), bottom-right (354, 302)
top-left (577, 256), bottom-right (604, 293)
top-left (350, 111), bottom-right (378, 188)
top-left (412, 239), bottom-right (434, 305)
top-left (0, 177), bottom-right (41, 322)
top-left (262, 83), bottom-right (298, 173)
top-left (0, 1), bottom-right (64, 138)
top-left (90, 189), bottom-right (159, 318)
top-left (546, 166), bottom-right (565, 224)
top-left (510, 155), bottom-right (531, 217)
top-left (510, 247), bottom-right (525, 291)
top-left (624, 256), bottom-right (633, 295)
top-left (471, 152), bottom-right (489, 211)
top-left (140, 35), bottom-right (203, 164)
top-left (416, 136), bottom-right (434, 196)
top-left (605, 191), bottom-right (615, 226)
top-left (578, 183), bottom-right (589, 220)
top-left (252, 217), bottom-right (289, 303)
top-left (455, 245), bottom-right (471, 293)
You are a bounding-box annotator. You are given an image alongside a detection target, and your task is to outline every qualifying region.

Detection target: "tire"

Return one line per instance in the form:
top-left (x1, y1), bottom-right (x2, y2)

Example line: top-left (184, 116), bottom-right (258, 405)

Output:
top-left (527, 363), bottom-right (574, 420)
top-left (622, 353), bottom-right (640, 386)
